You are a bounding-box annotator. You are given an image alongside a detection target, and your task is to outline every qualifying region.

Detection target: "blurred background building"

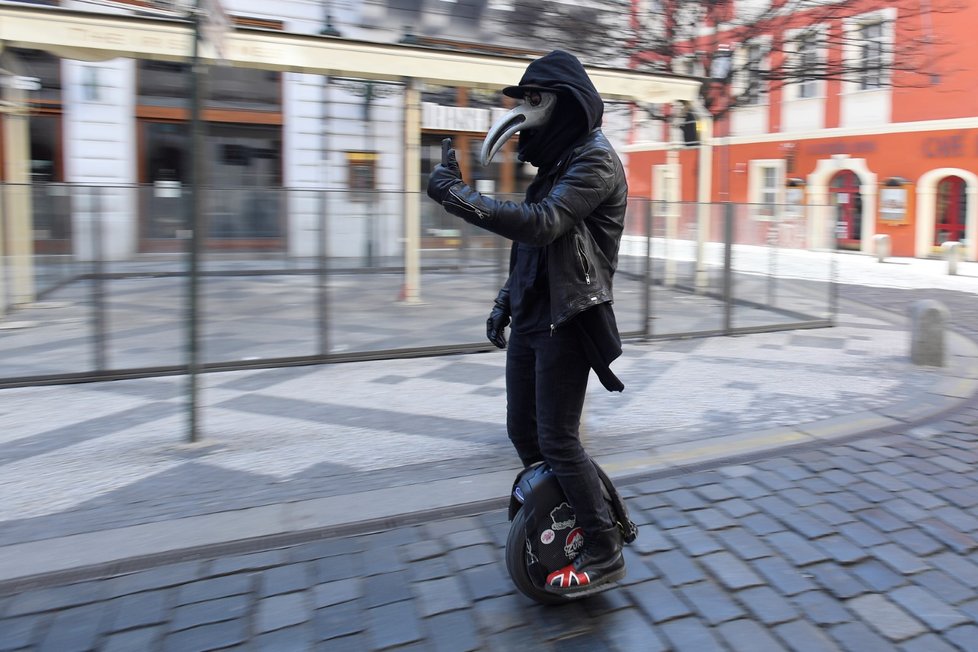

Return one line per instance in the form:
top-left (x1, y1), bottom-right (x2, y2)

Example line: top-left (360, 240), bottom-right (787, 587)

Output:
top-left (2, 0), bottom-right (637, 274)
top-left (0, 0), bottom-right (974, 320)
top-left (627, 0), bottom-right (978, 261)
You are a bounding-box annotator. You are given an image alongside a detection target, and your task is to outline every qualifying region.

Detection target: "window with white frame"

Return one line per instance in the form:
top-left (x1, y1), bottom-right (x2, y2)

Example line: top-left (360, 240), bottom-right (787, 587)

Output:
top-left (858, 21), bottom-right (886, 90)
top-left (795, 29), bottom-right (821, 99)
top-left (749, 160), bottom-right (784, 219)
top-left (740, 42), bottom-right (766, 105)
top-left (761, 167), bottom-right (778, 216)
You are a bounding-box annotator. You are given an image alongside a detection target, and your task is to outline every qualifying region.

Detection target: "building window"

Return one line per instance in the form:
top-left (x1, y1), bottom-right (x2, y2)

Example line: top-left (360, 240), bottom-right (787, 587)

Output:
top-left (137, 61), bottom-right (280, 111)
top-left (760, 166), bottom-right (778, 216)
top-left (796, 31), bottom-right (820, 99)
top-left (749, 161), bottom-right (783, 220)
top-left (859, 22), bottom-right (885, 90)
top-left (741, 42), bottom-right (766, 106)
top-left (8, 47), bottom-right (61, 104)
top-left (347, 151), bottom-right (378, 196)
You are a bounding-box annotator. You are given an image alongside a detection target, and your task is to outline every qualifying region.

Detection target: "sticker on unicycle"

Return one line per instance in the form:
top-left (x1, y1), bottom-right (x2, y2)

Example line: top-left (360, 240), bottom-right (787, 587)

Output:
top-left (549, 502), bottom-right (575, 530)
top-left (564, 527), bottom-right (585, 559)
top-left (540, 529), bottom-right (556, 545)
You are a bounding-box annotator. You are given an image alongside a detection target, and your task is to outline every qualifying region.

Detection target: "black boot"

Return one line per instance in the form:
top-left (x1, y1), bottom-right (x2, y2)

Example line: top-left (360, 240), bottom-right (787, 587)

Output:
top-left (545, 525), bottom-right (625, 594)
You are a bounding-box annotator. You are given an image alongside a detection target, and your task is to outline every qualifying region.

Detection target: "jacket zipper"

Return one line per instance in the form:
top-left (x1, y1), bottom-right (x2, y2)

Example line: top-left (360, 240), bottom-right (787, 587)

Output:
top-left (576, 237), bottom-right (591, 284)
top-left (448, 187), bottom-right (487, 220)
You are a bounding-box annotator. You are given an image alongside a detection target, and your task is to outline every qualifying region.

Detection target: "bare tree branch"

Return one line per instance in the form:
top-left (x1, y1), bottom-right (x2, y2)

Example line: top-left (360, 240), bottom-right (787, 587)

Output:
top-left (507, 0), bottom-right (964, 123)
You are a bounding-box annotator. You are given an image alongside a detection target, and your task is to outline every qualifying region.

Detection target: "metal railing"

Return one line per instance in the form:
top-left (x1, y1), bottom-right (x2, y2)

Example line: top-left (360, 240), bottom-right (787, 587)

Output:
top-left (0, 183), bottom-right (836, 387)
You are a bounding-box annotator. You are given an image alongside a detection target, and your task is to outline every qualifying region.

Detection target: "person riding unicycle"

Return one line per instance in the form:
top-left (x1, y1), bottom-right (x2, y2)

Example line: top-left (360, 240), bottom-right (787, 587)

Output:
top-left (426, 50), bottom-right (630, 594)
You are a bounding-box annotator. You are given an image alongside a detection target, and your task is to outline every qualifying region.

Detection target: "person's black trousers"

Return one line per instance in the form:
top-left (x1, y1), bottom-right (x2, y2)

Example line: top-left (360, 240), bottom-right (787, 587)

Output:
top-left (505, 326), bottom-right (614, 536)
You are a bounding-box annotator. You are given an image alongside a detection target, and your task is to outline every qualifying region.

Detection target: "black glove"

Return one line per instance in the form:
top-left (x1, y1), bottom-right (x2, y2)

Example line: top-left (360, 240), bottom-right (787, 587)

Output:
top-left (427, 138), bottom-right (463, 204)
top-left (487, 298), bottom-right (511, 349)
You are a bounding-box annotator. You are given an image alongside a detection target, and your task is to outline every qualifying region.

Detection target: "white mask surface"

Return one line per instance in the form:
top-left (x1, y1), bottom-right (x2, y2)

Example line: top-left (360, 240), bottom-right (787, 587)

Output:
top-left (480, 91), bottom-right (558, 166)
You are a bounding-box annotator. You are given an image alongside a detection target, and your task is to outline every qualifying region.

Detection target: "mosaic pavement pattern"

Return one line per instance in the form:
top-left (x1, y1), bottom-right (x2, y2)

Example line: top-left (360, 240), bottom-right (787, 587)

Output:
top-left (0, 311), bottom-right (955, 547)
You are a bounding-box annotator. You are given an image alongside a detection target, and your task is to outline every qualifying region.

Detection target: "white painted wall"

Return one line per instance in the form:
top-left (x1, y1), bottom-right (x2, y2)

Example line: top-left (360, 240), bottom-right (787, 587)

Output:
top-left (62, 57), bottom-right (137, 260)
top-left (782, 97), bottom-right (825, 133)
top-left (840, 89), bottom-right (891, 129)
top-left (731, 104), bottom-right (768, 138)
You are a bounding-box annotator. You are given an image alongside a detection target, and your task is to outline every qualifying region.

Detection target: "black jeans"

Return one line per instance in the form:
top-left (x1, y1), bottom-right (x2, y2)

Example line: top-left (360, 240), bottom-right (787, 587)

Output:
top-left (506, 326), bottom-right (614, 536)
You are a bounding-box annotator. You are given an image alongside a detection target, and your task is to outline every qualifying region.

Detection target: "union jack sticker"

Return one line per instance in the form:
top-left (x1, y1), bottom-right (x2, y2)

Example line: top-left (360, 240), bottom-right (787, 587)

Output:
top-left (547, 565), bottom-right (590, 589)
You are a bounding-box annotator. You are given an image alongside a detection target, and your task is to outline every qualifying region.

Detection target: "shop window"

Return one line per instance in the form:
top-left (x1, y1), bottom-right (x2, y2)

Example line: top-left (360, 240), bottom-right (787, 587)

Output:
top-left (29, 115), bottom-right (58, 182)
top-left (8, 47), bottom-right (61, 104)
top-left (140, 122), bottom-right (282, 247)
top-left (6, 48), bottom-right (68, 252)
top-left (134, 14), bottom-right (284, 252)
top-left (137, 61), bottom-right (280, 111)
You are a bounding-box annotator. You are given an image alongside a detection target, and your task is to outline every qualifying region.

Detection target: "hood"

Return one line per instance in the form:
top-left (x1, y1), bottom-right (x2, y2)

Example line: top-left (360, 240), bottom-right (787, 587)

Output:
top-left (504, 50), bottom-right (604, 133)
top-left (481, 50), bottom-right (604, 168)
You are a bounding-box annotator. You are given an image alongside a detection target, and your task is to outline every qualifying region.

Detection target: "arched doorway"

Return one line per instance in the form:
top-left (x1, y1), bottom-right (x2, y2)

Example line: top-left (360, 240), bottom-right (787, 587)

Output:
top-left (935, 175), bottom-right (967, 249)
top-left (830, 170), bottom-right (863, 250)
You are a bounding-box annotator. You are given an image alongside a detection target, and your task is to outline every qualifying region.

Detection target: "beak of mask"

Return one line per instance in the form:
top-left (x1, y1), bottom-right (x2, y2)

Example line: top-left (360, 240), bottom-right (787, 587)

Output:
top-left (480, 91), bottom-right (557, 166)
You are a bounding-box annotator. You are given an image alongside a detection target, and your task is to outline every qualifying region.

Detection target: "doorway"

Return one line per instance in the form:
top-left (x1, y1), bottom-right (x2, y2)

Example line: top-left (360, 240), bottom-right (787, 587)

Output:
top-left (829, 170), bottom-right (862, 250)
top-left (935, 175), bottom-right (967, 249)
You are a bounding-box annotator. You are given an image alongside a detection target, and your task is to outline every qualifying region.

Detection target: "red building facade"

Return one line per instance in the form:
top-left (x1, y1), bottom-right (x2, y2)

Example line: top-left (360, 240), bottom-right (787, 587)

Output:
top-left (625, 0), bottom-right (978, 260)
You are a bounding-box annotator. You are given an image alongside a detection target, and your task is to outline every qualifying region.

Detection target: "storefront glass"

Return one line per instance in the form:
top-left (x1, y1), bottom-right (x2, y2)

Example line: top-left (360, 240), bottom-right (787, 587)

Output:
top-left (140, 121), bottom-right (282, 250)
top-left (137, 61), bottom-right (280, 111)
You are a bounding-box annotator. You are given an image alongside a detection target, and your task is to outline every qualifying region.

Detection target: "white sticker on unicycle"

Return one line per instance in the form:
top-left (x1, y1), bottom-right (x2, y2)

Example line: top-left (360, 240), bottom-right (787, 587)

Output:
top-left (540, 529), bottom-right (556, 545)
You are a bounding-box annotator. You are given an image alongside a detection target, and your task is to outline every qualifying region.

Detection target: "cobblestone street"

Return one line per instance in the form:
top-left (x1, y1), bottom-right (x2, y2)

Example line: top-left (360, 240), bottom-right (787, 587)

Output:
top-left (4, 422), bottom-right (978, 651)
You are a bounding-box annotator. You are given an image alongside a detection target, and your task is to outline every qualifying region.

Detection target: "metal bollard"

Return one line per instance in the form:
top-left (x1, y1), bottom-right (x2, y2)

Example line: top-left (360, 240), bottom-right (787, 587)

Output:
top-left (942, 241), bottom-right (963, 275)
top-left (873, 234), bottom-right (891, 263)
top-left (909, 299), bottom-right (949, 367)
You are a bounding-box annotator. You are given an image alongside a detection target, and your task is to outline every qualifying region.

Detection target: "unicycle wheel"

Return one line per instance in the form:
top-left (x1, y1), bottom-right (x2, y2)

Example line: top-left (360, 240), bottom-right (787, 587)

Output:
top-left (505, 507), bottom-right (574, 605)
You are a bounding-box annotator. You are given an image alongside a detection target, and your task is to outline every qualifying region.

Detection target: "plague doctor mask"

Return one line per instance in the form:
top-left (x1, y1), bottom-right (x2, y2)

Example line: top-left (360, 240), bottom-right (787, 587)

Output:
top-left (480, 89), bottom-right (558, 166)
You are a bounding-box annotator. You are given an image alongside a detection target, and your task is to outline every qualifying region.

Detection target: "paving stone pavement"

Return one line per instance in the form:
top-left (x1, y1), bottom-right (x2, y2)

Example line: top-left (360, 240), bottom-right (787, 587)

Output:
top-left (3, 422), bottom-right (978, 651)
top-left (3, 270), bottom-right (978, 650)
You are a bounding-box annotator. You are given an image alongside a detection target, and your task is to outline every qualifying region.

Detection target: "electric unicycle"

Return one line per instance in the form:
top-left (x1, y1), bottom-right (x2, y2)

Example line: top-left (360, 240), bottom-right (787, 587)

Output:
top-left (505, 461), bottom-right (638, 605)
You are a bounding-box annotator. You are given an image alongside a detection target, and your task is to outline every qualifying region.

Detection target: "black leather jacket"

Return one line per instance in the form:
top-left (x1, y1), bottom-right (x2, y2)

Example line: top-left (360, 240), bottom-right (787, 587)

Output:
top-left (442, 129), bottom-right (627, 330)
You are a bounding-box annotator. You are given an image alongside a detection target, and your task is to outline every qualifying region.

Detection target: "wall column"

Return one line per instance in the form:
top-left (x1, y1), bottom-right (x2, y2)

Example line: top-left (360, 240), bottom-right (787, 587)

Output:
top-left (401, 77), bottom-right (421, 303)
top-left (1, 52), bottom-right (35, 311)
top-left (695, 114), bottom-right (713, 291)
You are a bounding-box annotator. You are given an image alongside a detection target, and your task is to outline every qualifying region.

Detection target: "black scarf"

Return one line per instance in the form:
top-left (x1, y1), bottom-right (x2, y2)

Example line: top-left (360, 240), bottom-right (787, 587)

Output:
top-left (517, 94), bottom-right (587, 170)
